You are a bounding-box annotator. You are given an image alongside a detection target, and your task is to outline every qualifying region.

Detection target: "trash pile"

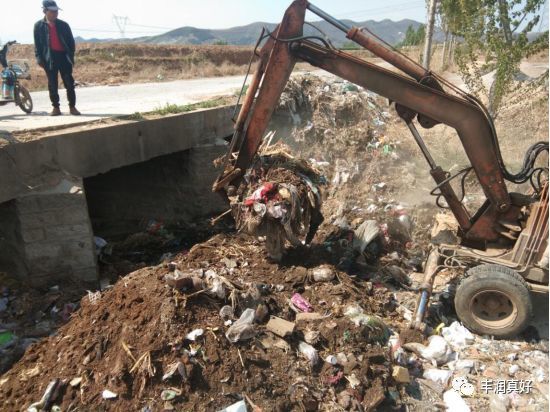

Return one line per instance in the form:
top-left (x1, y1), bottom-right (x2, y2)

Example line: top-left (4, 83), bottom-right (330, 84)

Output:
top-left (1, 74), bottom-right (547, 411)
top-left (0, 274), bottom-right (83, 376)
top-left (229, 143), bottom-right (325, 261)
top-left (0, 233), bottom-right (406, 411)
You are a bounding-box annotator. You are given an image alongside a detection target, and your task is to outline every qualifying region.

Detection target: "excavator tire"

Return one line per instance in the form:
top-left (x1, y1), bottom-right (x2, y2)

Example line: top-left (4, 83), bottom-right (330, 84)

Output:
top-left (455, 264), bottom-right (532, 339)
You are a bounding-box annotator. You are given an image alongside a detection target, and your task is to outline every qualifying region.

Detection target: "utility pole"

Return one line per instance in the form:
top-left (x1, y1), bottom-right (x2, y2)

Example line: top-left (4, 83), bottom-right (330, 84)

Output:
top-left (113, 15), bottom-right (129, 38)
top-left (422, 0), bottom-right (437, 69)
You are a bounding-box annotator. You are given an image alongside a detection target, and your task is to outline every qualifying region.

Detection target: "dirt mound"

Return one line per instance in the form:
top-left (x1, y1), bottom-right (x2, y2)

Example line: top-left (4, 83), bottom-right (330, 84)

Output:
top-left (0, 232), bottom-right (401, 411)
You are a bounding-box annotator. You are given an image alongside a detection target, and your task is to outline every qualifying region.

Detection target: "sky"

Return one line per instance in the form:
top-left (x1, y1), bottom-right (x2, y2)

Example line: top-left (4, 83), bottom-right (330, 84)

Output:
top-left (4, 0), bottom-right (433, 44)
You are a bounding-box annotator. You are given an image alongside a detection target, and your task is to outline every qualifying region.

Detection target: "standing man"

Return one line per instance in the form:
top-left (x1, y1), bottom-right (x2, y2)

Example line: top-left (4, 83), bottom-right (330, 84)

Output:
top-left (34, 0), bottom-right (80, 116)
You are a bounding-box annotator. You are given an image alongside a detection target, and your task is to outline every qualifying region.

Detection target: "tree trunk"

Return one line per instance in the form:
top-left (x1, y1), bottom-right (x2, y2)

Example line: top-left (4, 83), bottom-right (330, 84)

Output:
top-left (441, 30), bottom-right (449, 70)
top-left (422, 0), bottom-right (438, 69)
top-left (497, 0), bottom-right (514, 46)
top-left (447, 34), bottom-right (455, 65)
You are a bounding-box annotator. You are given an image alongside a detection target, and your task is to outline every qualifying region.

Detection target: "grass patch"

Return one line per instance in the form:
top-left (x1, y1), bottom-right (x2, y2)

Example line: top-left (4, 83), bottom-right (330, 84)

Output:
top-left (150, 97), bottom-right (229, 116)
top-left (123, 112), bottom-right (145, 121)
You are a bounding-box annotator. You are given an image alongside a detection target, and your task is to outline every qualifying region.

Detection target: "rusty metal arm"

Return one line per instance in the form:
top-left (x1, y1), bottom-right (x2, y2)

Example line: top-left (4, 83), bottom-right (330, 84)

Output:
top-left (289, 41), bottom-right (510, 213)
top-left (212, 0), bottom-right (307, 192)
top-left (213, 0), bottom-right (515, 243)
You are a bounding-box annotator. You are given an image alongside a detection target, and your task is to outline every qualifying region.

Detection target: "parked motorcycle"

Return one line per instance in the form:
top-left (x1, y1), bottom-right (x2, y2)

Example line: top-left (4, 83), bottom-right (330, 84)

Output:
top-left (0, 41), bottom-right (33, 114)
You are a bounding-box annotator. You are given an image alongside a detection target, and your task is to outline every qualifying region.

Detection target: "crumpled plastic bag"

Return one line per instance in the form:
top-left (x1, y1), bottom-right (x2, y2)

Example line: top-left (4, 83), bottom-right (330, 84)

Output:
top-left (298, 341), bottom-right (319, 366)
top-left (442, 321), bottom-right (475, 349)
top-left (405, 335), bottom-right (455, 365)
top-left (225, 309), bottom-right (256, 343)
top-left (443, 389), bottom-right (471, 412)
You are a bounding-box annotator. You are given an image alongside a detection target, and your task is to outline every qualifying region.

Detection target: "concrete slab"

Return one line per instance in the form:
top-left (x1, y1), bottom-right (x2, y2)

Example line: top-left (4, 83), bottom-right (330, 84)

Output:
top-left (0, 75), bottom-right (247, 132)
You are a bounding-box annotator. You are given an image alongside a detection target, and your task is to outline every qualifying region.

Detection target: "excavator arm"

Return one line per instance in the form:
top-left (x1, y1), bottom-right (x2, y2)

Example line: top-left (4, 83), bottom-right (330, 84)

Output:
top-left (214, 0), bottom-right (536, 246)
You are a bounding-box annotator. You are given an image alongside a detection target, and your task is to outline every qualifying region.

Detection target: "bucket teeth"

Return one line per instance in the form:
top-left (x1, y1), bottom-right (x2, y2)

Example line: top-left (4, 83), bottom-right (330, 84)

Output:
top-left (498, 221), bottom-right (522, 233)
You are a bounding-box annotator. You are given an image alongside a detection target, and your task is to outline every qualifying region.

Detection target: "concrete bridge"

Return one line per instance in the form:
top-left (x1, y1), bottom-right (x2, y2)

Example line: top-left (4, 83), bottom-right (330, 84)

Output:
top-left (0, 106), bottom-right (234, 288)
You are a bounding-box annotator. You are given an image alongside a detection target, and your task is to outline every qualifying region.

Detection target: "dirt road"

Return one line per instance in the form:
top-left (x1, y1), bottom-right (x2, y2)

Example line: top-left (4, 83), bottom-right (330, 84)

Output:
top-left (0, 75), bottom-right (248, 132)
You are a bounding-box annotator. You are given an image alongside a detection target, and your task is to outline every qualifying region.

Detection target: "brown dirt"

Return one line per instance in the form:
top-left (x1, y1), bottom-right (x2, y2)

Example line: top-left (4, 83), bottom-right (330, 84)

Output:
top-left (9, 43), bottom-right (255, 92)
top-left (0, 232), bottom-right (403, 411)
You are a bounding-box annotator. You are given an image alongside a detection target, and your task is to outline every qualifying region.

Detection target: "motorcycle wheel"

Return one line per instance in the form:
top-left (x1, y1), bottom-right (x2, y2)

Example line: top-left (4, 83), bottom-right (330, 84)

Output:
top-left (16, 85), bottom-right (33, 114)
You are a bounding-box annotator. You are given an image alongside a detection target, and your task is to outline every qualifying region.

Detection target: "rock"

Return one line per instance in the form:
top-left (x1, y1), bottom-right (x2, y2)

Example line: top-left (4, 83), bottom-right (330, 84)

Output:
top-left (260, 334), bottom-right (291, 352)
top-left (69, 377), bottom-right (82, 387)
top-left (295, 312), bottom-right (325, 323)
top-left (312, 266), bottom-right (335, 282)
top-left (266, 316), bottom-right (295, 338)
top-left (392, 366), bottom-right (410, 383)
top-left (102, 389), bottom-right (117, 400)
top-left (255, 304), bottom-right (269, 323)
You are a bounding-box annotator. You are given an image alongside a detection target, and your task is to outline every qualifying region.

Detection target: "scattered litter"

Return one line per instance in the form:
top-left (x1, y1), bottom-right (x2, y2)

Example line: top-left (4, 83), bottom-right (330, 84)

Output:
top-left (219, 305), bottom-right (234, 320)
top-left (165, 270), bottom-right (204, 291)
top-left (441, 322), bottom-right (474, 349)
top-left (344, 304), bottom-right (389, 343)
top-left (298, 341), bottom-right (319, 366)
top-left (448, 359), bottom-right (475, 374)
top-left (405, 335), bottom-right (454, 365)
top-left (185, 329), bottom-right (204, 341)
top-left (346, 373), bottom-right (361, 388)
top-left (311, 266), bottom-right (335, 282)
top-left (217, 399), bottom-right (247, 412)
top-left (325, 355), bottom-right (338, 365)
top-left (162, 361), bottom-right (187, 382)
top-left (0, 331), bottom-right (14, 347)
top-left (160, 389), bottom-right (179, 401)
top-left (260, 334), bottom-right (291, 352)
top-left (102, 389), bottom-right (117, 400)
top-left (266, 316), bottom-right (295, 338)
top-left (69, 377), bottom-right (82, 387)
top-left (423, 368), bottom-right (453, 387)
top-left (87, 290), bottom-right (101, 305)
top-left (295, 312), bottom-right (325, 322)
top-left (352, 220), bottom-right (380, 253)
top-left (443, 389), bottom-right (470, 412)
top-left (290, 293), bottom-right (313, 313)
top-left (226, 309), bottom-right (256, 343)
top-left (304, 329), bottom-right (321, 345)
top-left (27, 379), bottom-right (60, 412)
top-left (392, 365), bottom-right (410, 383)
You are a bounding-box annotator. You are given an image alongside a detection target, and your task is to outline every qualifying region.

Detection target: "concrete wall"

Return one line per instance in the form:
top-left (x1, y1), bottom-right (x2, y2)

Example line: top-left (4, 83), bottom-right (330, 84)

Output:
top-left (15, 178), bottom-right (97, 286)
top-left (0, 107), bottom-right (233, 288)
top-left (84, 145), bottom-right (227, 238)
top-left (0, 106), bottom-right (234, 204)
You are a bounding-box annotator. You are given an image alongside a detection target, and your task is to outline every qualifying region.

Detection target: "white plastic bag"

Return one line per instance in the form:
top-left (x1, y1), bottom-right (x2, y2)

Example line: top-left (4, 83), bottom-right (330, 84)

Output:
top-left (225, 309), bottom-right (256, 343)
top-left (442, 322), bottom-right (474, 349)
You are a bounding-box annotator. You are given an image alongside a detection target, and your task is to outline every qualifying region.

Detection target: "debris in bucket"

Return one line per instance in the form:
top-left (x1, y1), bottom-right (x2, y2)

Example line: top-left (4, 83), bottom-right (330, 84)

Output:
top-left (228, 142), bottom-right (325, 261)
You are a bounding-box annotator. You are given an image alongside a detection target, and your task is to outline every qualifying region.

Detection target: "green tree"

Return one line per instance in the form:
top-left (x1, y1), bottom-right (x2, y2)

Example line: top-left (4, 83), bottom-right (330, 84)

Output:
top-left (439, 0), bottom-right (549, 117)
top-left (398, 24), bottom-right (426, 47)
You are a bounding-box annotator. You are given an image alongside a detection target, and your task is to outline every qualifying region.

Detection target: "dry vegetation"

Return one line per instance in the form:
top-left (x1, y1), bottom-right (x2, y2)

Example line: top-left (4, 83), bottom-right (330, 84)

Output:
top-left (9, 43), bottom-right (255, 91)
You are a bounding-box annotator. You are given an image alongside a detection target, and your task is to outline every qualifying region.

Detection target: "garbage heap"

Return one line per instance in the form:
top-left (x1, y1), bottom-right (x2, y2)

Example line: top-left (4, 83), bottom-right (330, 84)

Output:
top-left (229, 143), bottom-right (325, 261)
top-left (0, 232), bottom-right (402, 412)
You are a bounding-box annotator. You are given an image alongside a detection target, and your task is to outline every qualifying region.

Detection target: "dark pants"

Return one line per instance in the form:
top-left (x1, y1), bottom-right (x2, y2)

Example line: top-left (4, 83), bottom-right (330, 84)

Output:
top-left (45, 51), bottom-right (76, 108)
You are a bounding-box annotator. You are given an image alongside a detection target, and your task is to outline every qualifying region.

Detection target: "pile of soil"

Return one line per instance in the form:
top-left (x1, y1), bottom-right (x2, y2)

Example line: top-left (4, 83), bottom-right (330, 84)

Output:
top-left (0, 232), bottom-right (403, 411)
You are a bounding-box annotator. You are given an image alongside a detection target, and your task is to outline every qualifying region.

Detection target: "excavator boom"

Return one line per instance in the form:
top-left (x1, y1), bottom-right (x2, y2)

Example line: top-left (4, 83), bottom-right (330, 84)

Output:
top-left (214, 0), bottom-right (539, 246)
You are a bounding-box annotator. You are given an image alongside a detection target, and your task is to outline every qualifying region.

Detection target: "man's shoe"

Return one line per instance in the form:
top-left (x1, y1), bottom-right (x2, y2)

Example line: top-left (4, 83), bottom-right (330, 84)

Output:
top-left (50, 107), bottom-right (61, 116)
top-left (69, 106), bottom-right (81, 116)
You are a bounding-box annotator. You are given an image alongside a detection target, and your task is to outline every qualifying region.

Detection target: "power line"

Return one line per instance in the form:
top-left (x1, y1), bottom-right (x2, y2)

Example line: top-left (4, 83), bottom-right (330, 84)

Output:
top-left (332, 1), bottom-right (426, 19)
top-left (113, 15), bottom-right (129, 38)
top-left (73, 28), bottom-right (164, 35)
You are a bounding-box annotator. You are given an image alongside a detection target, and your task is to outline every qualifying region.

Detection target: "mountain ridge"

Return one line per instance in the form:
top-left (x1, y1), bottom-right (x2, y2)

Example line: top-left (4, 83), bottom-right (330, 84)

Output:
top-left (76, 19), bottom-right (437, 46)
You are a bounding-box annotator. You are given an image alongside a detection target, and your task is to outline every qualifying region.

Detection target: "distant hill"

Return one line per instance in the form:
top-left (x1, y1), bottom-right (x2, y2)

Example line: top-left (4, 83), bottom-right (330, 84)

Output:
top-left (76, 19), bottom-right (442, 47)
